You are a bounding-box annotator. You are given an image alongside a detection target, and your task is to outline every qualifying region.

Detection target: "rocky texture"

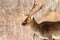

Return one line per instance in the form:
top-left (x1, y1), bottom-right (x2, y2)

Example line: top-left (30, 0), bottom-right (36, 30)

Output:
top-left (0, 0), bottom-right (60, 40)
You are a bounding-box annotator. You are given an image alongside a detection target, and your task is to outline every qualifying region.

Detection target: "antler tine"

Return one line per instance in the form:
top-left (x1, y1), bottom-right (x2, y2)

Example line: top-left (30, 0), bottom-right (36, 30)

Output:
top-left (24, 1), bottom-right (37, 17)
top-left (29, 1), bottom-right (37, 16)
top-left (31, 4), bottom-right (44, 16)
top-left (29, 1), bottom-right (45, 16)
top-left (30, 1), bottom-right (37, 12)
top-left (24, 0), bottom-right (44, 17)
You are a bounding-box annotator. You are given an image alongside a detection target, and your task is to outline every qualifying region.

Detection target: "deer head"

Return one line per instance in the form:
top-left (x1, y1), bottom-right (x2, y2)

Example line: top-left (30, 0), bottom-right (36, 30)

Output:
top-left (21, 1), bottom-right (44, 26)
top-left (22, 14), bottom-right (34, 26)
top-left (21, 1), bottom-right (36, 26)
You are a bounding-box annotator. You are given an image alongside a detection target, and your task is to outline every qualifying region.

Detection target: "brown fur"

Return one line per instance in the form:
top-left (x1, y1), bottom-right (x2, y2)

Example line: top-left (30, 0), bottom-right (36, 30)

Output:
top-left (22, 18), bottom-right (60, 40)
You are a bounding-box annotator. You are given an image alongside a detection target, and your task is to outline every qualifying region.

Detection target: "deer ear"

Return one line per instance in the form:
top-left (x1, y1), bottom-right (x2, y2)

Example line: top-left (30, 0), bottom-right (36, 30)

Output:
top-left (31, 16), bottom-right (34, 20)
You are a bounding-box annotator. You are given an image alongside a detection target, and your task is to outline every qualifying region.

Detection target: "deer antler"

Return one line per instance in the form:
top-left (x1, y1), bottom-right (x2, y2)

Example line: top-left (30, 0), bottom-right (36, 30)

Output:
top-left (24, 1), bottom-right (37, 16)
top-left (24, 1), bottom-right (45, 17)
top-left (30, 1), bottom-right (45, 16)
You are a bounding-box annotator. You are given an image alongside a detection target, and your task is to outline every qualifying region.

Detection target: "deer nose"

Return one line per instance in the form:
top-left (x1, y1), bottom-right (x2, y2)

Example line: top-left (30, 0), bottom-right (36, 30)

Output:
top-left (21, 23), bottom-right (25, 26)
top-left (21, 22), bottom-right (27, 26)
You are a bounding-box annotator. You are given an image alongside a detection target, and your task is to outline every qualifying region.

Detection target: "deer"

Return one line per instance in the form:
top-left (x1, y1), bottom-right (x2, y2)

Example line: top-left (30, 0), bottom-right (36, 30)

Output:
top-left (22, 15), bottom-right (60, 40)
top-left (21, 1), bottom-right (60, 40)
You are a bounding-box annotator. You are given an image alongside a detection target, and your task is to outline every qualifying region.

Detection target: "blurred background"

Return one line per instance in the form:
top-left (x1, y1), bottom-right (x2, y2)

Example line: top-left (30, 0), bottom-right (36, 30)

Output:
top-left (0, 0), bottom-right (60, 40)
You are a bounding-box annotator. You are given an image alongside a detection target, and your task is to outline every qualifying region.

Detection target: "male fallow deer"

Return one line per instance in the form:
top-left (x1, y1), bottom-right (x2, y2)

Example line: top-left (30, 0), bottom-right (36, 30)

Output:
top-left (21, 1), bottom-right (60, 40)
top-left (22, 16), bottom-right (60, 40)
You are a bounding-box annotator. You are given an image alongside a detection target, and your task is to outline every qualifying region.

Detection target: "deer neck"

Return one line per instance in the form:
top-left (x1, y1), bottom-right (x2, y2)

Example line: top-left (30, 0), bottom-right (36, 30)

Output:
top-left (30, 18), bottom-right (41, 32)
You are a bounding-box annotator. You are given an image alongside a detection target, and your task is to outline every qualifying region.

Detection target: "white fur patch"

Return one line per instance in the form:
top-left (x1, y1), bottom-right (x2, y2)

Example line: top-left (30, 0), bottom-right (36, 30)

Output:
top-left (33, 31), bottom-right (60, 40)
top-left (52, 34), bottom-right (60, 39)
top-left (33, 31), bottom-right (48, 39)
